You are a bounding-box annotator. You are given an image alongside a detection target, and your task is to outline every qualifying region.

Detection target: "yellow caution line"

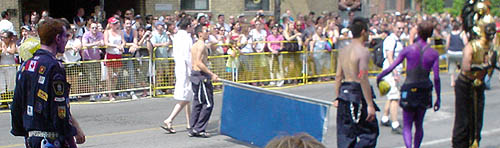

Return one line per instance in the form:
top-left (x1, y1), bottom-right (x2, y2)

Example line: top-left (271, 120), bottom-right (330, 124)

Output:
top-left (0, 124), bottom-right (188, 148)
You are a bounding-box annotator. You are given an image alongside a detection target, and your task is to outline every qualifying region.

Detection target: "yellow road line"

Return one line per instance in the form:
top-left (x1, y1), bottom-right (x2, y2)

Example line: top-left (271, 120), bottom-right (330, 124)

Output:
top-left (0, 124), bottom-right (187, 148)
top-left (0, 144), bottom-right (24, 148)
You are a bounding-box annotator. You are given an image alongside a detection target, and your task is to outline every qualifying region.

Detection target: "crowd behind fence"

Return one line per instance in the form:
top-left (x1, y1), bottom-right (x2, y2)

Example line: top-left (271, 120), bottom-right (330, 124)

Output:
top-left (0, 40), bottom-right (447, 105)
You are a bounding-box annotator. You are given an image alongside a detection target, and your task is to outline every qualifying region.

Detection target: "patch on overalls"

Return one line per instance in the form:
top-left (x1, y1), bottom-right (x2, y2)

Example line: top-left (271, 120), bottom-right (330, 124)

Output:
top-left (27, 105), bottom-right (33, 116)
top-left (39, 66), bottom-right (46, 75)
top-left (37, 89), bottom-right (48, 101)
top-left (54, 97), bottom-right (65, 102)
top-left (58, 106), bottom-right (66, 119)
top-left (53, 81), bottom-right (64, 96)
top-left (38, 76), bottom-right (45, 84)
top-left (27, 60), bottom-right (38, 72)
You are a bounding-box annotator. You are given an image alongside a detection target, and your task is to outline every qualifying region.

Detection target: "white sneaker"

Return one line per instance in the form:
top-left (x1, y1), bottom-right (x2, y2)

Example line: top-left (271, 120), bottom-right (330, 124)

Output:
top-left (269, 82), bottom-right (276, 86)
top-left (132, 94), bottom-right (139, 100)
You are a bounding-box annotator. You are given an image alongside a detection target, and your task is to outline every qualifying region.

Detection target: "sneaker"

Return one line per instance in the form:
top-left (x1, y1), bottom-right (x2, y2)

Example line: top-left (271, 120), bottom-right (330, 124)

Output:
top-left (131, 94), bottom-right (139, 100)
top-left (392, 126), bottom-right (403, 134)
top-left (380, 120), bottom-right (391, 127)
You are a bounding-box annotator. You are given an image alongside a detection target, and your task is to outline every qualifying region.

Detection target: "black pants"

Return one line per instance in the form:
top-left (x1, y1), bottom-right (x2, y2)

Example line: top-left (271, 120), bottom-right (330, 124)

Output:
top-left (337, 100), bottom-right (379, 148)
top-left (452, 76), bottom-right (485, 148)
top-left (190, 71), bottom-right (214, 133)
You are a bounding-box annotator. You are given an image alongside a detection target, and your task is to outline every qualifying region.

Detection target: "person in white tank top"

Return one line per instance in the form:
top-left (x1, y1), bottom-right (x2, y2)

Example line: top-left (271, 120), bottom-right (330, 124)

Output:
top-left (0, 31), bottom-right (18, 94)
top-left (103, 17), bottom-right (125, 101)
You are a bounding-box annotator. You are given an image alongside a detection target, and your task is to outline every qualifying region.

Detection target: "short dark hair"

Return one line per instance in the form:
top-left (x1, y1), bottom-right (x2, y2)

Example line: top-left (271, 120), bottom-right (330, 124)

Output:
top-left (418, 21), bottom-right (434, 41)
top-left (1, 11), bottom-right (8, 19)
top-left (350, 17), bottom-right (369, 38)
top-left (194, 25), bottom-right (204, 38)
top-left (218, 14), bottom-right (224, 18)
top-left (178, 17), bottom-right (191, 30)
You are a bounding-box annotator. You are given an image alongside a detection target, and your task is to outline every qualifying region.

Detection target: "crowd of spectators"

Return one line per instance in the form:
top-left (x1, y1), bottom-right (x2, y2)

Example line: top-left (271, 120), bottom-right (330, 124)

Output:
top-left (1, 6), bottom-right (499, 98)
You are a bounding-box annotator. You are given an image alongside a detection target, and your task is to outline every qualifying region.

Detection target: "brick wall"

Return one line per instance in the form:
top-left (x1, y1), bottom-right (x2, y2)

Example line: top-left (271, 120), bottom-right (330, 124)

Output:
top-left (0, 0), bottom-right (21, 34)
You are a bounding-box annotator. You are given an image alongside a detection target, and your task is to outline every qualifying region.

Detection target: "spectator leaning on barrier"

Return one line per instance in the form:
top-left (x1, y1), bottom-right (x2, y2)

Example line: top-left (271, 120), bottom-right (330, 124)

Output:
top-left (122, 17), bottom-right (139, 99)
top-left (266, 24), bottom-right (285, 87)
top-left (249, 21), bottom-right (268, 86)
top-left (63, 24), bottom-right (83, 101)
top-left (151, 20), bottom-right (172, 94)
top-left (0, 31), bottom-right (17, 99)
top-left (82, 22), bottom-right (104, 101)
top-left (104, 17), bottom-right (125, 101)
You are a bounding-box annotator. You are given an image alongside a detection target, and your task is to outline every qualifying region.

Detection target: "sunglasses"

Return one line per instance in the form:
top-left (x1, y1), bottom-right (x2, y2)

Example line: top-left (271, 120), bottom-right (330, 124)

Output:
top-left (91, 27), bottom-right (97, 29)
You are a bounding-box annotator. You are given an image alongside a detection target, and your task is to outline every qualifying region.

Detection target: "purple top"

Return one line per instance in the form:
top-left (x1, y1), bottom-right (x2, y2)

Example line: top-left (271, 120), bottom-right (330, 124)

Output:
top-left (376, 38), bottom-right (441, 101)
top-left (81, 31), bottom-right (104, 60)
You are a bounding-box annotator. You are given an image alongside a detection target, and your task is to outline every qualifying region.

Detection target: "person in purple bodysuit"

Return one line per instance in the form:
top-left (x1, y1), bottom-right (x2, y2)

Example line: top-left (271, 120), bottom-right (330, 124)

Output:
top-left (377, 21), bottom-right (441, 148)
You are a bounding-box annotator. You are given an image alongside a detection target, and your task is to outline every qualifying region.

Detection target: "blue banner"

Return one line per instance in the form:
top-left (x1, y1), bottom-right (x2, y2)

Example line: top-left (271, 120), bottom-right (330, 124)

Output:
top-left (220, 83), bottom-right (330, 147)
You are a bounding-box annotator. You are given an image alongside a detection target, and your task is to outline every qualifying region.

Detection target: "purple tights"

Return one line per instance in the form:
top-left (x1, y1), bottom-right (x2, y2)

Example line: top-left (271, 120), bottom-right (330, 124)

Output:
top-left (402, 109), bottom-right (426, 148)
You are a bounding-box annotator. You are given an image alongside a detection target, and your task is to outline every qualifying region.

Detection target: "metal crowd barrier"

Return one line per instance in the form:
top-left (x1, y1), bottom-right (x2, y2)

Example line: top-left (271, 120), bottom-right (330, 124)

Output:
top-left (0, 41), bottom-right (448, 105)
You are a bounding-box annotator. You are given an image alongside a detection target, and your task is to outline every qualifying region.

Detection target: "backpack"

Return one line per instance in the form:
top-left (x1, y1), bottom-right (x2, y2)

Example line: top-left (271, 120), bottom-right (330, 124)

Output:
top-left (373, 38), bottom-right (397, 68)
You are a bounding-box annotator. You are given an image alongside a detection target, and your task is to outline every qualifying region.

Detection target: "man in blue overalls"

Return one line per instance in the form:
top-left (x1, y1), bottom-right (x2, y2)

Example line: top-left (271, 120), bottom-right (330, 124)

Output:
top-left (333, 17), bottom-right (379, 148)
top-left (11, 18), bottom-right (85, 148)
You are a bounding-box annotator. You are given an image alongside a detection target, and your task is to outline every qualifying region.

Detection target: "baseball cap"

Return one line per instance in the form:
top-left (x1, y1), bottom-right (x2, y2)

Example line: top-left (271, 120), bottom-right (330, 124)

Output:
top-left (135, 15), bottom-right (142, 19)
top-left (108, 17), bottom-right (119, 24)
top-left (155, 21), bottom-right (165, 26)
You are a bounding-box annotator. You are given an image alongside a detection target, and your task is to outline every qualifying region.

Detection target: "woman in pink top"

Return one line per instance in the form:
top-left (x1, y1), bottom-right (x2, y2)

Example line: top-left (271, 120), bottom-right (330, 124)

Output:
top-left (266, 24), bottom-right (285, 87)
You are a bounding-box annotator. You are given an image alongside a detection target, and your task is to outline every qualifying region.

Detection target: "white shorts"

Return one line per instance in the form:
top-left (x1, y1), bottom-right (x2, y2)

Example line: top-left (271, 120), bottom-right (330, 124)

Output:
top-left (173, 61), bottom-right (193, 101)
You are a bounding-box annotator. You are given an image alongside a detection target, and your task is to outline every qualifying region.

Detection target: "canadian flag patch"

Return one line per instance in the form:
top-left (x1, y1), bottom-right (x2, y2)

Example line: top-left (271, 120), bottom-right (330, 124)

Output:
top-left (27, 60), bottom-right (38, 72)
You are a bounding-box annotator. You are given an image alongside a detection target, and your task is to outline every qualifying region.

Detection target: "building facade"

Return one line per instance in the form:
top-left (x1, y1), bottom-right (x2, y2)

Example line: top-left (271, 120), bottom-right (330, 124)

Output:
top-left (2, 0), bottom-right (424, 33)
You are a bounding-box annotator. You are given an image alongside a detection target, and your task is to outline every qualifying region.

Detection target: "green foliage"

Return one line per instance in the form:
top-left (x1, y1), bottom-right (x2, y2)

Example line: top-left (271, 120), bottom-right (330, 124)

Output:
top-left (440, 0), bottom-right (500, 17)
top-left (423, 0), bottom-right (445, 14)
top-left (490, 0), bottom-right (500, 16)
top-left (447, 0), bottom-right (465, 16)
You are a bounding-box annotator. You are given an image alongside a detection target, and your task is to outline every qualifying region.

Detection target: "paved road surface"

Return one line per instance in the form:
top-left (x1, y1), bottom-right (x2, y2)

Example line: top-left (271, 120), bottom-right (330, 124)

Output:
top-left (1, 74), bottom-right (500, 148)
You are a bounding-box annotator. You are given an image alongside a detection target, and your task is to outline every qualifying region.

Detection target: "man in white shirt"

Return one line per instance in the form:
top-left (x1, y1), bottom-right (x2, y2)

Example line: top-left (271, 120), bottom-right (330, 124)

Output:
top-left (380, 20), bottom-right (405, 134)
top-left (216, 14), bottom-right (231, 33)
top-left (0, 11), bottom-right (17, 36)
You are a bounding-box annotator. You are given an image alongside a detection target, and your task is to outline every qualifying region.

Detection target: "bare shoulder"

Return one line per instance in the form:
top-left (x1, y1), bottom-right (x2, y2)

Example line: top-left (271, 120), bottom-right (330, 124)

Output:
top-left (192, 41), bottom-right (205, 51)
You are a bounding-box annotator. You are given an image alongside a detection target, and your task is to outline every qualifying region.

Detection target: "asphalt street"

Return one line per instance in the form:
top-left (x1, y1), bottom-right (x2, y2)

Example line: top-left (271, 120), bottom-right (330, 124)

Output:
top-left (1, 73), bottom-right (500, 148)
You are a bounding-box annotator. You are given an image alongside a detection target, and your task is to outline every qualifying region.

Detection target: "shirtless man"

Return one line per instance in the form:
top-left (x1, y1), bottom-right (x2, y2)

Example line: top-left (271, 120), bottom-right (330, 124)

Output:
top-left (339, 0), bottom-right (361, 11)
top-left (334, 17), bottom-right (379, 148)
top-left (188, 25), bottom-right (218, 138)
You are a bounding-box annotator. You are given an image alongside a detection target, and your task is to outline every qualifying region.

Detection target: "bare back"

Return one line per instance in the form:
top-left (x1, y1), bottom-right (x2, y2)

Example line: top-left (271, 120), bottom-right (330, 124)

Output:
top-left (191, 40), bottom-right (208, 71)
top-left (337, 43), bottom-right (369, 82)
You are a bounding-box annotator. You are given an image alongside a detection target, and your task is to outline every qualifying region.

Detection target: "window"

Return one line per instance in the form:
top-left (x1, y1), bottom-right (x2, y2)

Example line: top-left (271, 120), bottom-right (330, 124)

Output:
top-left (245, 0), bottom-right (270, 11)
top-left (181, 0), bottom-right (209, 10)
top-left (385, 0), bottom-right (397, 10)
top-left (405, 0), bottom-right (412, 10)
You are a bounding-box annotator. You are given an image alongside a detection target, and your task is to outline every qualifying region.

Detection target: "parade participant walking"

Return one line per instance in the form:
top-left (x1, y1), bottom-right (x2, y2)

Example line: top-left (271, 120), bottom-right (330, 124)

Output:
top-left (333, 17), bottom-right (378, 148)
top-left (380, 20), bottom-right (405, 134)
top-left (188, 25), bottom-right (218, 138)
top-left (10, 18), bottom-right (85, 148)
top-left (377, 21), bottom-right (441, 148)
top-left (161, 18), bottom-right (194, 134)
top-left (453, 2), bottom-right (497, 146)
